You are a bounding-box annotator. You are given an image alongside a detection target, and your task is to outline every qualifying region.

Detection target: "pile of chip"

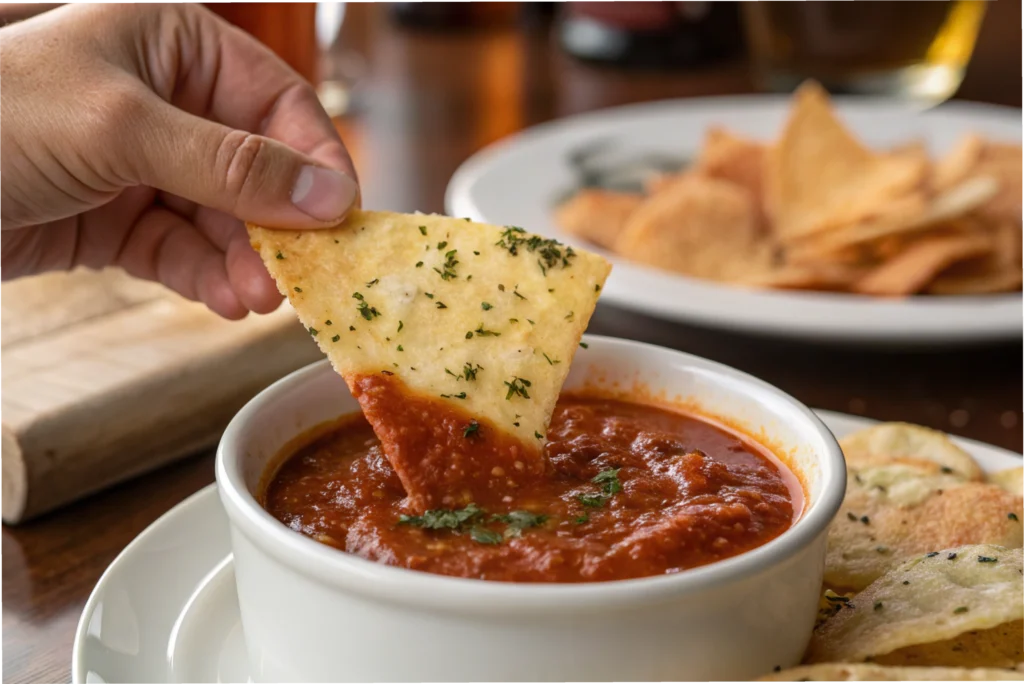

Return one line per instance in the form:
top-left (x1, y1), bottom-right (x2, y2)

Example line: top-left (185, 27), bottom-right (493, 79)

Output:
top-left (556, 81), bottom-right (1023, 297)
top-left (766, 422), bottom-right (1023, 681)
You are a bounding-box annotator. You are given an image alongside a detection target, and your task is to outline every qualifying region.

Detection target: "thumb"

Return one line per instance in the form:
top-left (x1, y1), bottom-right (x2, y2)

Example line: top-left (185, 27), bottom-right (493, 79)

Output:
top-left (129, 98), bottom-right (359, 228)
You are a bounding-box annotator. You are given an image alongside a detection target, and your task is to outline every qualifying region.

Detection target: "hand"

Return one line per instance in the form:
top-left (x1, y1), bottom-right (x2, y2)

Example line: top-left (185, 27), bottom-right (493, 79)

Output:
top-left (1, 4), bottom-right (359, 318)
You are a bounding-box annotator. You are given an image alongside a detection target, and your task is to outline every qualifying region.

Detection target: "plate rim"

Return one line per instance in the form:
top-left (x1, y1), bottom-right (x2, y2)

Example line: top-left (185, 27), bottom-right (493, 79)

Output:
top-left (445, 95), bottom-right (1023, 345)
top-left (72, 410), bottom-right (1022, 683)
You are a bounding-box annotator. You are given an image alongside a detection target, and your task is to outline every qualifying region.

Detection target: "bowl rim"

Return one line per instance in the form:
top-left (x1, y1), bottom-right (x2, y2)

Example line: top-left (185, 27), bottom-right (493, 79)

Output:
top-left (216, 334), bottom-right (846, 614)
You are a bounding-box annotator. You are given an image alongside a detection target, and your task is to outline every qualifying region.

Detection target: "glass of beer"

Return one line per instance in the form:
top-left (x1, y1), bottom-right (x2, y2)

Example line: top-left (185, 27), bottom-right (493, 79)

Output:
top-left (742, 1), bottom-right (987, 105)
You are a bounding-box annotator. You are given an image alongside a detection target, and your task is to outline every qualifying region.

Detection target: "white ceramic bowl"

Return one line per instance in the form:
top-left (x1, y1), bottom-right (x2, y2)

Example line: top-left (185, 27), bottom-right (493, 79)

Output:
top-left (216, 335), bottom-right (846, 682)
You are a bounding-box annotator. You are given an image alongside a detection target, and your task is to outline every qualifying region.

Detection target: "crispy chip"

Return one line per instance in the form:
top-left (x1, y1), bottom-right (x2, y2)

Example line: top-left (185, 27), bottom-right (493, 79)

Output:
top-left (825, 469), bottom-right (1022, 591)
top-left (615, 175), bottom-right (763, 280)
top-left (990, 467), bottom-right (1024, 498)
top-left (696, 127), bottom-right (767, 220)
top-left (875, 620), bottom-right (1024, 669)
top-left (933, 135), bottom-right (985, 192)
top-left (976, 143), bottom-right (1023, 225)
top-left (853, 232), bottom-right (992, 297)
top-left (765, 82), bottom-right (926, 241)
top-left (788, 177), bottom-right (999, 258)
top-left (739, 261), bottom-right (865, 291)
top-left (760, 663), bottom-right (1024, 681)
top-left (840, 422), bottom-right (985, 481)
top-left (554, 190), bottom-right (643, 250)
top-left (809, 545), bottom-right (1024, 664)
top-left (249, 210), bottom-right (610, 511)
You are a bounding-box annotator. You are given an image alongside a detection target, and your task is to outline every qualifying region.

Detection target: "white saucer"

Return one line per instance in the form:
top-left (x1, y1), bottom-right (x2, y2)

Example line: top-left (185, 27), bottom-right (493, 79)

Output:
top-left (72, 411), bottom-right (1022, 683)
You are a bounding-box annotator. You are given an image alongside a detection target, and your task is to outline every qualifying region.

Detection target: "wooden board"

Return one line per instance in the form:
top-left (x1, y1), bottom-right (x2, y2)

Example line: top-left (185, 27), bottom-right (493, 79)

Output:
top-left (1, 268), bottom-right (322, 524)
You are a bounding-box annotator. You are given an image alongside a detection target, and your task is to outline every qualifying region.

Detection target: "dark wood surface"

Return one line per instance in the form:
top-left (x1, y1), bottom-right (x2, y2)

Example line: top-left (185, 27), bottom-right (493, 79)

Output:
top-left (3, 4), bottom-right (1021, 682)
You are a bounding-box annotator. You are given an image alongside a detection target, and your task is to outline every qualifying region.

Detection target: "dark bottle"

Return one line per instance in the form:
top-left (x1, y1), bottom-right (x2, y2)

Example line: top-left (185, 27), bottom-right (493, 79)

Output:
top-left (558, 1), bottom-right (743, 69)
top-left (389, 3), bottom-right (517, 31)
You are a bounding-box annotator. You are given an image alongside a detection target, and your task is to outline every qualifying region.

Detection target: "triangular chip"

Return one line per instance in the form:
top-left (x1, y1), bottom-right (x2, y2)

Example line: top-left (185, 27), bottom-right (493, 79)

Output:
top-left (760, 663), bottom-right (1024, 681)
top-left (249, 210), bottom-right (611, 512)
top-left (765, 81), bottom-right (926, 241)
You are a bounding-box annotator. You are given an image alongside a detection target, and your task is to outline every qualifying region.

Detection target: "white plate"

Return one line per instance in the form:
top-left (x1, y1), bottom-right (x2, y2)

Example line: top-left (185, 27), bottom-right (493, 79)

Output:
top-left (72, 411), bottom-right (1022, 683)
top-left (445, 96), bottom-right (1023, 345)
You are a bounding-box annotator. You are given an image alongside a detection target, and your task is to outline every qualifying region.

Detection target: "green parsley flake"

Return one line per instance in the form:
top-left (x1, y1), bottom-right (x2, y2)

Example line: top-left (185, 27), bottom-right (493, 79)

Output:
top-left (481, 302), bottom-right (493, 311)
top-left (331, 334), bottom-right (340, 342)
top-left (470, 526), bottom-right (502, 545)
top-left (418, 225), bottom-right (427, 236)
top-left (504, 377), bottom-right (531, 400)
top-left (275, 251), bottom-right (284, 260)
top-left (463, 421), bottom-right (480, 438)
top-left (398, 504), bottom-right (481, 531)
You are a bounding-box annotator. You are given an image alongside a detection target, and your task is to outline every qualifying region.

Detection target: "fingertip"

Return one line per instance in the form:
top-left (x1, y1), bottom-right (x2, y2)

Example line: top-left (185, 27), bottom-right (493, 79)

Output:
top-left (197, 260), bottom-right (248, 320)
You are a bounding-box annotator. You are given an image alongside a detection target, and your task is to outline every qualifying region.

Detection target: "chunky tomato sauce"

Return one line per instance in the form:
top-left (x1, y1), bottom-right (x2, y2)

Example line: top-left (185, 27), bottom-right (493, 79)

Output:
top-left (263, 396), bottom-right (801, 583)
top-left (350, 374), bottom-right (547, 514)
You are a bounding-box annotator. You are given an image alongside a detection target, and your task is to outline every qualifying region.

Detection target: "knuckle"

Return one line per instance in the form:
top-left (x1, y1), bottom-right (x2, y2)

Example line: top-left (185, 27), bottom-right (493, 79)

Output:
top-left (218, 131), bottom-right (272, 209)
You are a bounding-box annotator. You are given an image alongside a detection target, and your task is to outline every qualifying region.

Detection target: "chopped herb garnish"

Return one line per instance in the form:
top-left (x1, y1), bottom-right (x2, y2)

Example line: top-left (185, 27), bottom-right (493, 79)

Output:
top-left (481, 302), bottom-right (493, 311)
top-left (504, 376), bottom-right (532, 400)
top-left (398, 321), bottom-right (404, 333)
top-left (275, 251), bottom-right (284, 260)
top-left (308, 327), bottom-right (318, 336)
top-left (534, 431), bottom-right (544, 440)
top-left (512, 287), bottom-right (526, 300)
top-left (331, 334), bottom-right (340, 342)
top-left (365, 278), bottom-right (379, 287)
top-left (592, 468), bottom-right (622, 495)
top-left (463, 421), bottom-right (480, 439)
top-left (424, 292), bottom-right (434, 299)
top-left (434, 249), bottom-right (459, 280)
top-left (491, 510), bottom-right (548, 539)
top-left (294, 286), bottom-right (302, 293)
top-left (470, 526), bottom-right (502, 545)
top-left (397, 345), bottom-right (404, 352)
top-left (847, 512), bottom-right (858, 521)
top-left (436, 301), bottom-right (447, 309)
top-left (349, 325), bottom-right (356, 331)
top-left (978, 556), bottom-right (998, 563)
top-left (473, 325), bottom-right (501, 337)
top-left (418, 225), bottom-right (427, 236)
top-left (941, 466), bottom-right (954, 474)
top-left (575, 515), bottom-right (589, 524)
top-left (325, 320), bottom-right (333, 326)
top-left (398, 503), bottom-right (482, 531)
top-left (463, 362), bottom-right (482, 381)
top-left (465, 331), bottom-right (473, 339)
top-left (577, 494), bottom-right (606, 508)
top-left (415, 261), bottom-right (424, 268)
top-left (441, 392), bottom-right (467, 399)
top-left (498, 284), bottom-right (506, 291)
top-left (353, 291), bottom-right (380, 321)
top-left (437, 241), bottom-right (448, 250)
top-left (579, 341), bottom-right (588, 348)
top-left (925, 551), bottom-right (940, 558)
top-left (873, 602), bottom-right (883, 611)
top-left (542, 352), bottom-right (560, 365)
top-left (954, 606), bottom-right (969, 614)
top-left (595, 284), bottom-right (601, 292)
top-left (860, 515), bottom-right (870, 525)
top-left (1009, 513), bottom-right (1019, 521)
top-left (948, 552), bottom-right (958, 560)
top-left (473, 250), bottom-right (480, 255)
top-left (380, 369), bottom-right (392, 375)
top-left (509, 318), bottom-right (519, 324)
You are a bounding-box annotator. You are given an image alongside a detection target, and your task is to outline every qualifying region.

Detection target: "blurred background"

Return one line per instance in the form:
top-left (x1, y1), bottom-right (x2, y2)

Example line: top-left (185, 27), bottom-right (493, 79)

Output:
top-left (208, 1), bottom-right (1021, 213)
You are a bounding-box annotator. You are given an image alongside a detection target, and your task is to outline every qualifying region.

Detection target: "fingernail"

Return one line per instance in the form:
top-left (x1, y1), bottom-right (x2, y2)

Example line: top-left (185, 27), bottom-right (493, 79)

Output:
top-left (291, 166), bottom-right (358, 222)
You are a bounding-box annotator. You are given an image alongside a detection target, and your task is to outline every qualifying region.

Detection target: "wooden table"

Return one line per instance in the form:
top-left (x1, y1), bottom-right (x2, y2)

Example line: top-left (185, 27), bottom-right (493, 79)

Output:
top-left (4, 4), bottom-right (1021, 682)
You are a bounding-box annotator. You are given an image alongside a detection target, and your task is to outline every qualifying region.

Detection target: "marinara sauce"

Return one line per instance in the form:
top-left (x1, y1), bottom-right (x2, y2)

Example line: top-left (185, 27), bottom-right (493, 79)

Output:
top-left (263, 396), bottom-right (802, 583)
